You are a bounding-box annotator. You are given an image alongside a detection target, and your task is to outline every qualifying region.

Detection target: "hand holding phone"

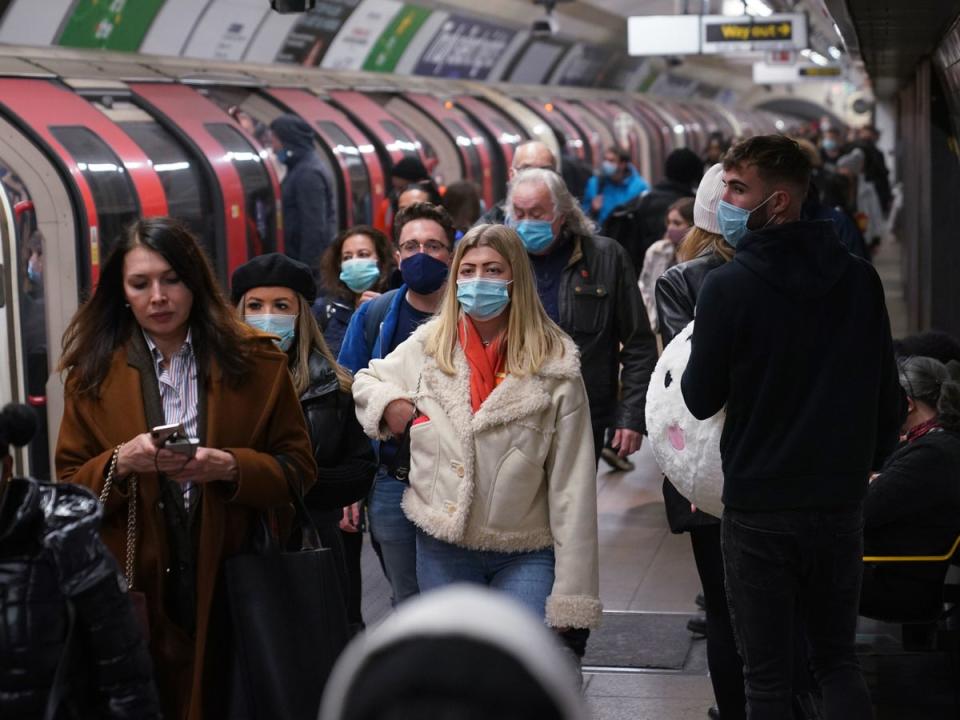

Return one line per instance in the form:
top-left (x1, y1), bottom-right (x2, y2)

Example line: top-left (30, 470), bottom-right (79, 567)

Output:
top-left (165, 437), bottom-right (199, 458)
top-left (150, 423), bottom-right (185, 446)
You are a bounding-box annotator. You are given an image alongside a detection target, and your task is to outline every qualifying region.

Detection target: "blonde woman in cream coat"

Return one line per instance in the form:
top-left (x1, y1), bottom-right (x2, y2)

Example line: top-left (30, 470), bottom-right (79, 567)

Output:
top-left (352, 224), bottom-right (601, 638)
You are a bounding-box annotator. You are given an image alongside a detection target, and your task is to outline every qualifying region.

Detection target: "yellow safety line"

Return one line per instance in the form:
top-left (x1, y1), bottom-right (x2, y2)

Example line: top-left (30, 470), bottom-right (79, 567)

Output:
top-left (863, 534), bottom-right (960, 563)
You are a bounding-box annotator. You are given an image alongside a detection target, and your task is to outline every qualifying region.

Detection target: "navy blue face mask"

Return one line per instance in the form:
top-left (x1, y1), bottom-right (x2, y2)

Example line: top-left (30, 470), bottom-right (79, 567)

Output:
top-left (401, 252), bottom-right (449, 295)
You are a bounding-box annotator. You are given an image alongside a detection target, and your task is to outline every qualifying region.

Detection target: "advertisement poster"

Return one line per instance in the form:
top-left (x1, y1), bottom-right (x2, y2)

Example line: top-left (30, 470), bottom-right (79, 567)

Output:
top-left (413, 14), bottom-right (516, 80)
top-left (140, 0), bottom-right (212, 56)
top-left (507, 38), bottom-right (568, 85)
top-left (182, 0), bottom-right (269, 60)
top-left (274, 0), bottom-right (360, 66)
top-left (0, 0), bottom-right (73, 46)
top-left (320, 0), bottom-right (402, 71)
top-left (57, 0), bottom-right (165, 51)
top-left (552, 44), bottom-right (618, 87)
top-left (362, 4), bottom-right (432, 73)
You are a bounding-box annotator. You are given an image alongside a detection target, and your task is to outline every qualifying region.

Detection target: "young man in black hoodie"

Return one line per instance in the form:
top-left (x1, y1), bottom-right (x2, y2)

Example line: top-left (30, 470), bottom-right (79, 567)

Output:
top-left (681, 135), bottom-right (904, 719)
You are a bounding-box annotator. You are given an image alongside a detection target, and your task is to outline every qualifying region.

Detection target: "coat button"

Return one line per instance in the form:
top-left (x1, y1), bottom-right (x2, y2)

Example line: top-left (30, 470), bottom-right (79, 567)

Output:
top-left (444, 501), bottom-right (457, 515)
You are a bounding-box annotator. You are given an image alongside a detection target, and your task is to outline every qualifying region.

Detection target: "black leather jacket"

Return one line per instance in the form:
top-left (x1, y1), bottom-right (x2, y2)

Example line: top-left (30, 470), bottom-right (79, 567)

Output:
top-left (300, 351), bottom-right (376, 518)
top-left (560, 232), bottom-right (657, 432)
top-left (654, 252), bottom-right (728, 532)
top-left (0, 478), bottom-right (161, 719)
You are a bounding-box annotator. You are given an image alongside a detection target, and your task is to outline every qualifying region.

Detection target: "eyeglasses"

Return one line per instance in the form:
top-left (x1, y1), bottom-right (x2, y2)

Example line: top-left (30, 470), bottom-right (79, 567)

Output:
top-left (398, 240), bottom-right (449, 255)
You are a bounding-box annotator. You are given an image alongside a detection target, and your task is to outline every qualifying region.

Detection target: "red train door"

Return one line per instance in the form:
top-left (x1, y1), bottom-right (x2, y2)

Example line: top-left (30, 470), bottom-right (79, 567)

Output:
top-left (130, 83), bottom-right (282, 280)
top-left (0, 78), bottom-right (168, 286)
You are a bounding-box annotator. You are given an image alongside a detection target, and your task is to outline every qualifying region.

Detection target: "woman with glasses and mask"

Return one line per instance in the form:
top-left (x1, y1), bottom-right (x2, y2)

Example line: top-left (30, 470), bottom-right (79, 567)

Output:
top-left (861, 356), bottom-right (960, 622)
top-left (231, 253), bottom-right (376, 633)
top-left (352, 223), bottom-right (601, 643)
top-left (55, 217), bottom-right (315, 720)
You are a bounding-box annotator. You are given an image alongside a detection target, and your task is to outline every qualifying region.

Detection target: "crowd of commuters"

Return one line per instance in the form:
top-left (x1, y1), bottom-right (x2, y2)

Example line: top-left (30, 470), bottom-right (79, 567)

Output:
top-left (5, 108), bottom-right (957, 720)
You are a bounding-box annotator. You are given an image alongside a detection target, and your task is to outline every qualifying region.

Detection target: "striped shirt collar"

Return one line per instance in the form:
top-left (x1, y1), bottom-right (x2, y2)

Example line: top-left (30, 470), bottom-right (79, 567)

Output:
top-left (143, 328), bottom-right (194, 364)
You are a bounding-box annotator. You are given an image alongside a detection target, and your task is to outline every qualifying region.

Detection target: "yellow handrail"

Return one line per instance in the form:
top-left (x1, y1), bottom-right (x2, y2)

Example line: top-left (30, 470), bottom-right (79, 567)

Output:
top-left (863, 534), bottom-right (960, 563)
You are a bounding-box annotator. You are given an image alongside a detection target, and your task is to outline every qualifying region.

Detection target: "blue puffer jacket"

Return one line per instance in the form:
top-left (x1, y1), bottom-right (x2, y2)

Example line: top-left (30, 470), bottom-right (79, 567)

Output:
top-left (337, 287), bottom-right (405, 373)
top-left (582, 165), bottom-right (648, 225)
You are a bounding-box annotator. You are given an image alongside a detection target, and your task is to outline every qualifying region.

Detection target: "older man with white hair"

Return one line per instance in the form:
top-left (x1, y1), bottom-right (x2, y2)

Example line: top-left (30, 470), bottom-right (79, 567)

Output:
top-left (506, 168), bottom-right (656, 469)
top-left (476, 141), bottom-right (559, 225)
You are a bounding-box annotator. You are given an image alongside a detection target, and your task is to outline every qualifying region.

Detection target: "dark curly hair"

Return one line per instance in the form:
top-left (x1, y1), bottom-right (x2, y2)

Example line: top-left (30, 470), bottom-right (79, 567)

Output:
top-left (319, 225), bottom-right (394, 302)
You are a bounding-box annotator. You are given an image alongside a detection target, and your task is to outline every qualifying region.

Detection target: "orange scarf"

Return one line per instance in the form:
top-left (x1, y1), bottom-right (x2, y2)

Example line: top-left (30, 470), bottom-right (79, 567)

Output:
top-left (459, 316), bottom-right (506, 413)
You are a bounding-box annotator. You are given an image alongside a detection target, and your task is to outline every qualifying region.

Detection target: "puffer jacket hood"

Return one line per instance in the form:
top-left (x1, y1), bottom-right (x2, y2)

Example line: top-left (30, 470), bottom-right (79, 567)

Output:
top-left (270, 114), bottom-right (315, 153)
top-left (319, 585), bottom-right (588, 720)
top-left (735, 219), bottom-right (850, 300)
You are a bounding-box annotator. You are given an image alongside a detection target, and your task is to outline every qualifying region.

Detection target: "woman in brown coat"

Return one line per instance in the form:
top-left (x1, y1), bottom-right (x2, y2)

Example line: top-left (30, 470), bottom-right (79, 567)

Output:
top-left (55, 217), bottom-right (316, 720)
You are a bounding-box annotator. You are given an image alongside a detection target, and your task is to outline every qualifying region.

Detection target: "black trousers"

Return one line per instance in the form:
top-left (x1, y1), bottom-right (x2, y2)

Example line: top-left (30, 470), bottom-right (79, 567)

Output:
top-left (690, 523), bottom-right (747, 720)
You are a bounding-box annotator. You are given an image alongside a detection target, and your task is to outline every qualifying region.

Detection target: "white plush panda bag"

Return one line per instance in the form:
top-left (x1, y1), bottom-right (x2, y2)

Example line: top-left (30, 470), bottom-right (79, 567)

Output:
top-left (645, 320), bottom-right (725, 518)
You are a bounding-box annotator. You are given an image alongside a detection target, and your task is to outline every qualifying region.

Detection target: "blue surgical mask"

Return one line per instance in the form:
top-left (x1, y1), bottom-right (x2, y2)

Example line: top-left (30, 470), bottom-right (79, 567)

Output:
top-left (245, 313), bottom-right (297, 352)
top-left (822, 138), bottom-right (837, 152)
top-left (27, 261), bottom-right (40, 285)
top-left (457, 278), bottom-right (512, 321)
top-left (601, 160), bottom-right (617, 177)
top-left (276, 148), bottom-right (291, 165)
top-left (716, 194), bottom-right (775, 248)
top-left (339, 258), bottom-right (380, 293)
top-left (512, 219), bottom-right (556, 254)
top-left (400, 252), bottom-right (449, 295)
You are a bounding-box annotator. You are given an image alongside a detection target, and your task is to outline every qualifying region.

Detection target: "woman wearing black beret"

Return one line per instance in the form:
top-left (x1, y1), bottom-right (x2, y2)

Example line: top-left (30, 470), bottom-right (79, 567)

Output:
top-left (232, 253), bottom-right (377, 630)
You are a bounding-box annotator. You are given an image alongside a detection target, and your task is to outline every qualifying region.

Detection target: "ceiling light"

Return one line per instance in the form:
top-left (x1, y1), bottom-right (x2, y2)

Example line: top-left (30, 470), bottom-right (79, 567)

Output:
top-left (744, 0), bottom-right (773, 17)
top-left (828, 46), bottom-right (842, 60)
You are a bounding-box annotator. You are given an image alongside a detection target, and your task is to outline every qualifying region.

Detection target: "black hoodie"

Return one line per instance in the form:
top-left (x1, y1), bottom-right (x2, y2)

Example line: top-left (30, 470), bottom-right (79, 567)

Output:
top-left (681, 220), bottom-right (904, 512)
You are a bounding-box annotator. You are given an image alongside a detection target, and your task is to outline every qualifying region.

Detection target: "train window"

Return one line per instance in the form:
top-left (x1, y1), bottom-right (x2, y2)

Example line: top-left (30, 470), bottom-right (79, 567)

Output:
top-left (48, 126), bottom-right (139, 261)
top-left (318, 121), bottom-right (372, 226)
top-left (203, 123), bottom-right (277, 258)
top-left (441, 119), bottom-right (483, 187)
top-left (379, 120), bottom-right (420, 160)
top-left (119, 121), bottom-right (217, 267)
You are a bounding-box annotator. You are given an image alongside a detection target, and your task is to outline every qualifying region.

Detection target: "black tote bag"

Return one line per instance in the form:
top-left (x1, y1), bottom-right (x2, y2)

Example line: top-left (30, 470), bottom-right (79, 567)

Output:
top-left (226, 456), bottom-right (350, 720)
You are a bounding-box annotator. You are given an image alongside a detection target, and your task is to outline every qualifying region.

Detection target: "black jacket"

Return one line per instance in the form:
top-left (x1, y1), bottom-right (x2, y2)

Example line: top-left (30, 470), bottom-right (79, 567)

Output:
top-left (682, 220), bottom-right (904, 512)
top-left (603, 180), bottom-right (693, 275)
top-left (313, 295), bottom-right (355, 358)
top-left (654, 252), bottom-right (727, 532)
top-left (273, 115), bottom-right (337, 270)
top-left (300, 351), bottom-right (376, 519)
top-left (557, 232), bottom-right (657, 432)
top-left (0, 478), bottom-right (160, 719)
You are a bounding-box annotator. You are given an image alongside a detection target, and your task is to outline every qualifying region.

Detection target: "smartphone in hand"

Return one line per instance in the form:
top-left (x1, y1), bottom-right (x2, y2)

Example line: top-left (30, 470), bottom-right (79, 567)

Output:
top-left (151, 423), bottom-right (184, 446)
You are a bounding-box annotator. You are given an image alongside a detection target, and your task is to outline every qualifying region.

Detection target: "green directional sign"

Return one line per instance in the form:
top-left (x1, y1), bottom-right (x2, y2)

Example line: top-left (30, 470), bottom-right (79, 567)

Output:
top-left (362, 5), bottom-right (432, 73)
top-left (58, 0), bottom-right (165, 52)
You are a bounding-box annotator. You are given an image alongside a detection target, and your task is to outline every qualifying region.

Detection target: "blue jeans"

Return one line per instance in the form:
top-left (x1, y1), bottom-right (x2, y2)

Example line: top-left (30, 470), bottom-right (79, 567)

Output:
top-left (416, 530), bottom-right (555, 620)
top-left (367, 468), bottom-right (419, 605)
top-left (722, 507), bottom-right (872, 720)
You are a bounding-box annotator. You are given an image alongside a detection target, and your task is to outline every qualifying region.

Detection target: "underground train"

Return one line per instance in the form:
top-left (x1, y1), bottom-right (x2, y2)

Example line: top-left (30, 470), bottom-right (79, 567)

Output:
top-left (0, 44), bottom-right (786, 480)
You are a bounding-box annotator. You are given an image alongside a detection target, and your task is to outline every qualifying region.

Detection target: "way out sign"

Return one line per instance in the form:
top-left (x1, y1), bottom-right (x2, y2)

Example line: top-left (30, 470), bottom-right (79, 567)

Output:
top-left (701, 13), bottom-right (807, 53)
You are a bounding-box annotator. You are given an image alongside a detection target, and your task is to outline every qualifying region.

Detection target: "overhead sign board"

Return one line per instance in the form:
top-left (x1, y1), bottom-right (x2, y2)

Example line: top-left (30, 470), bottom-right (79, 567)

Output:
top-left (753, 61), bottom-right (842, 83)
top-left (628, 15), bottom-right (700, 56)
top-left (701, 13), bottom-right (807, 53)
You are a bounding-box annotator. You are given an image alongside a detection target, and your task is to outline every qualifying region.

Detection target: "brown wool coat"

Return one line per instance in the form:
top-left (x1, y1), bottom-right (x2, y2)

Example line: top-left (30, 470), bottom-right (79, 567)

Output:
top-left (55, 333), bottom-right (316, 720)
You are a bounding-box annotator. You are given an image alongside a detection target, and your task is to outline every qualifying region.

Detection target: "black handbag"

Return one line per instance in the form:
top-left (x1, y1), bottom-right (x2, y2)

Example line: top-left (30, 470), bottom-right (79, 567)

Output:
top-left (226, 455), bottom-right (350, 720)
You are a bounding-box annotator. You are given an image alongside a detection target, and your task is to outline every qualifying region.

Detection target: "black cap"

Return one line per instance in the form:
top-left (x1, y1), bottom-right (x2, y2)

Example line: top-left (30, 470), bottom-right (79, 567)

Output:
top-left (391, 156), bottom-right (429, 182)
top-left (231, 253), bottom-right (317, 304)
top-left (665, 148), bottom-right (704, 185)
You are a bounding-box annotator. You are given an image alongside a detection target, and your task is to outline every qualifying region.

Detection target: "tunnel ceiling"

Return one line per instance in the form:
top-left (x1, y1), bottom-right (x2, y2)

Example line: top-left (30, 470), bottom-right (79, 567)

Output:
top-left (827, 0), bottom-right (960, 95)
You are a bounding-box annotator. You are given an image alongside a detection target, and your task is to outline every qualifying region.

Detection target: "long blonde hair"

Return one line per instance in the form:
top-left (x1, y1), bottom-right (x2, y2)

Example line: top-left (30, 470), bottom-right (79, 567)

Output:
top-left (237, 292), bottom-right (352, 396)
top-left (425, 224), bottom-right (567, 376)
top-left (677, 226), bottom-right (734, 264)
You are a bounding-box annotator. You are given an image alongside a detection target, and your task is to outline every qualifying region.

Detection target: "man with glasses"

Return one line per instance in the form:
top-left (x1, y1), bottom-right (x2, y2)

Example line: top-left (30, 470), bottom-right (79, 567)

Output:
top-left (338, 203), bottom-right (456, 606)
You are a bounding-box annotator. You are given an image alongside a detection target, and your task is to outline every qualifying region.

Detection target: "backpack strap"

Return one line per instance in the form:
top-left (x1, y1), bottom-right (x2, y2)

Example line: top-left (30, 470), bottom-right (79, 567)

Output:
top-left (362, 289), bottom-right (399, 355)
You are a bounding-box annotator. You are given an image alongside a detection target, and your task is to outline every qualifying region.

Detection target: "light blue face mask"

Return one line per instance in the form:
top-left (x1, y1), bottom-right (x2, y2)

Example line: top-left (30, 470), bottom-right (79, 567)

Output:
top-left (511, 219), bottom-right (555, 254)
top-left (601, 160), bottom-right (618, 177)
top-left (339, 258), bottom-right (380, 293)
top-left (457, 278), bottom-right (512, 321)
top-left (245, 313), bottom-right (297, 352)
top-left (716, 194), bottom-right (776, 248)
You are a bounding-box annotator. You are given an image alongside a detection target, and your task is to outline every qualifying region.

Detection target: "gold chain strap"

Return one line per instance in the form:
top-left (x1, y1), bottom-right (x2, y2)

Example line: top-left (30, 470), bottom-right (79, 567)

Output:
top-left (98, 443), bottom-right (137, 589)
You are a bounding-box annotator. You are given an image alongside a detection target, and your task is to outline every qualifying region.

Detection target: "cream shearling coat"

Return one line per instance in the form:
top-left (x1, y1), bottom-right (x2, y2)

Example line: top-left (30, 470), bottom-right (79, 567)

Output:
top-left (352, 320), bottom-right (602, 629)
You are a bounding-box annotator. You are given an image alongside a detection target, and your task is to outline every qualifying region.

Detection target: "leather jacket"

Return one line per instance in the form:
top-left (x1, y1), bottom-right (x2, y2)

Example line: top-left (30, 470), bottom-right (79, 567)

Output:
top-left (300, 351), bottom-right (377, 517)
top-left (654, 252), bottom-right (727, 532)
top-left (0, 478), bottom-right (161, 719)
top-left (559, 232), bottom-right (657, 432)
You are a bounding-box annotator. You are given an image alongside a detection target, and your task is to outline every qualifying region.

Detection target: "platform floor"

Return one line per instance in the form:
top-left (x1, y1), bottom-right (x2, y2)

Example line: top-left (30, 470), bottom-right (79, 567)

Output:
top-left (354, 238), bottom-right (947, 719)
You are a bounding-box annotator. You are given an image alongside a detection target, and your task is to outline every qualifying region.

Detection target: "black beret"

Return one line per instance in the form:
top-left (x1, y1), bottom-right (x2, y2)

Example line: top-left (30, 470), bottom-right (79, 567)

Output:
top-left (230, 253), bottom-right (316, 304)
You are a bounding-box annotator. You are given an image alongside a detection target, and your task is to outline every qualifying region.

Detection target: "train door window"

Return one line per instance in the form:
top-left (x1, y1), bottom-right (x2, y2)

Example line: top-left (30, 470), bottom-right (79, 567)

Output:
top-left (441, 119), bottom-right (482, 188)
top-left (48, 126), bottom-right (139, 260)
top-left (378, 120), bottom-right (420, 160)
top-left (318, 121), bottom-right (372, 226)
top-left (118, 121), bottom-right (217, 268)
top-left (204, 123), bottom-right (276, 258)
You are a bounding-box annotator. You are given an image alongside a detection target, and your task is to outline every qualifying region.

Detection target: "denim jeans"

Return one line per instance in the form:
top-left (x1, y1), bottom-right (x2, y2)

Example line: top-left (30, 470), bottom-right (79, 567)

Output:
top-left (721, 507), bottom-right (872, 720)
top-left (367, 467), bottom-right (419, 605)
top-left (416, 530), bottom-right (555, 620)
